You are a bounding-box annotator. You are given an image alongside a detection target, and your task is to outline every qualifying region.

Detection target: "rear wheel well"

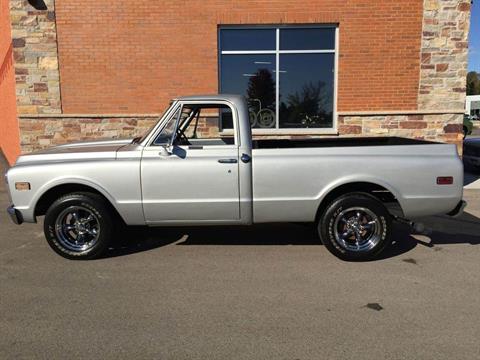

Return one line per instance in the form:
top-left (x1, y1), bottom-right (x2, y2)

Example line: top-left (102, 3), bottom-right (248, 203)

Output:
top-left (35, 184), bottom-right (123, 222)
top-left (315, 182), bottom-right (402, 222)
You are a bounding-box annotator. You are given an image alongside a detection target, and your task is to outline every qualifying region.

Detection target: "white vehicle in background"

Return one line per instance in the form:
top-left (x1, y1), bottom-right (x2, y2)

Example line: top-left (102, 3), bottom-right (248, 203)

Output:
top-left (466, 95), bottom-right (480, 120)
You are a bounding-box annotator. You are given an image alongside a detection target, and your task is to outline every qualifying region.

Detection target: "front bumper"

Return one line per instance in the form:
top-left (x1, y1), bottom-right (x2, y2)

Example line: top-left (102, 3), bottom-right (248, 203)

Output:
top-left (447, 200), bottom-right (467, 218)
top-left (7, 205), bottom-right (23, 225)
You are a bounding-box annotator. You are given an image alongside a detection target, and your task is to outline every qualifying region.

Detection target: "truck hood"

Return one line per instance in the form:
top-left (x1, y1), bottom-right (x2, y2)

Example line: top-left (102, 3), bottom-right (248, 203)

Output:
top-left (15, 139), bottom-right (134, 166)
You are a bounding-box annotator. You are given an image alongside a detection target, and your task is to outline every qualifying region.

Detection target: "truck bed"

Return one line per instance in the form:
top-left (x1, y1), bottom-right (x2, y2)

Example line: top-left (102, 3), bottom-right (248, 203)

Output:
top-left (252, 136), bottom-right (436, 149)
top-left (251, 136), bottom-right (462, 221)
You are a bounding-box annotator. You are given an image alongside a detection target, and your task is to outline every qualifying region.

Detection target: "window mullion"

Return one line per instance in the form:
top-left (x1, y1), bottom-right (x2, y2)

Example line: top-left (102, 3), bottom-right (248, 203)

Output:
top-left (221, 50), bottom-right (276, 55)
top-left (278, 49), bottom-right (335, 54)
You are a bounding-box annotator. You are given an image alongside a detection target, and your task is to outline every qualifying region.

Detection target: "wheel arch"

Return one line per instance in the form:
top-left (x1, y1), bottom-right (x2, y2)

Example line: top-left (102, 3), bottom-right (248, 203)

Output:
top-left (34, 181), bottom-right (126, 224)
top-left (315, 180), bottom-right (405, 223)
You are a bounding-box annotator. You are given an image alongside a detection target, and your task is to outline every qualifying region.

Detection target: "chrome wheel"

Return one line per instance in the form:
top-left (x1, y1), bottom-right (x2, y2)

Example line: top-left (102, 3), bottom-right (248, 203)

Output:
top-left (54, 206), bottom-right (100, 253)
top-left (333, 207), bottom-right (381, 252)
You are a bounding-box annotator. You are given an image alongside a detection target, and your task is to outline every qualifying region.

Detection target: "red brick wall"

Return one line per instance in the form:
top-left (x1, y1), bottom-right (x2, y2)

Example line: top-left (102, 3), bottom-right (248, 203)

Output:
top-left (0, 0), bottom-right (20, 164)
top-left (55, 0), bottom-right (423, 114)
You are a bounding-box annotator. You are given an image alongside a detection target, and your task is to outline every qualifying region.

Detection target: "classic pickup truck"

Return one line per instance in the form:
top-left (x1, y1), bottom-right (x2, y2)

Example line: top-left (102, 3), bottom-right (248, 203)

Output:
top-left (5, 95), bottom-right (465, 261)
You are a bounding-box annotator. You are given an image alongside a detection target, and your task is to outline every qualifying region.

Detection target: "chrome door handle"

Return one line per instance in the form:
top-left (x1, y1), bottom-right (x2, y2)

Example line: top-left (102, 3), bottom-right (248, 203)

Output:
top-left (218, 158), bottom-right (238, 164)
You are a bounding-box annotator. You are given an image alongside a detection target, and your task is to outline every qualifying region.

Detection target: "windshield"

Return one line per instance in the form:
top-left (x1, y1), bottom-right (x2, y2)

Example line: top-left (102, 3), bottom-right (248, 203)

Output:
top-left (133, 102), bottom-right (175, 144)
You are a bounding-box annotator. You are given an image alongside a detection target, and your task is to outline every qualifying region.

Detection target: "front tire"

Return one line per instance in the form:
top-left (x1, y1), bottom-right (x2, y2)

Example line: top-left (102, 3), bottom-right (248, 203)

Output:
top-left (44, 192), bottom-right (114, 260)
top-left (318, 192), bottom-right (392, 261)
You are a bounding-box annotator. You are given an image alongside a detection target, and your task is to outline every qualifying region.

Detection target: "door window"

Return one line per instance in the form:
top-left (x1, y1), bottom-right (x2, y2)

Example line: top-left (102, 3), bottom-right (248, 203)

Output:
top-left (172, 104), bottom-right (236, 147)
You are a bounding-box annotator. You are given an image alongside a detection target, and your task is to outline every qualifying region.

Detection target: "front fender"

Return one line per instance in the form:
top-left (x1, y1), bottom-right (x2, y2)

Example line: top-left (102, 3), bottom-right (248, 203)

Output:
top-left (8, 157), bottom-right (144, 225)
top-left (17, 176), bottom-right (120, 223)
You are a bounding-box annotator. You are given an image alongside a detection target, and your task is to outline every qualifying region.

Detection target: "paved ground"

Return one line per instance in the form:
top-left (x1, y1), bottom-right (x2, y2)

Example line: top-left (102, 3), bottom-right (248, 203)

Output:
top-left (1, 162), bottom-right (480, 359)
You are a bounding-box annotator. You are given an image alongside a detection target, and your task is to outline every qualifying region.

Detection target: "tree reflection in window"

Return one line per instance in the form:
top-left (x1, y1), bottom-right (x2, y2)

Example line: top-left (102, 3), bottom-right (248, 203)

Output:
top-left (280, 81), bottom-right (331, 128)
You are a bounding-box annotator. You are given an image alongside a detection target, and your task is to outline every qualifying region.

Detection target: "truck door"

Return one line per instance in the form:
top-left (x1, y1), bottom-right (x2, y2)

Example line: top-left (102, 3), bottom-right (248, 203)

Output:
top-left (141, 102), bottom-right (241, 224)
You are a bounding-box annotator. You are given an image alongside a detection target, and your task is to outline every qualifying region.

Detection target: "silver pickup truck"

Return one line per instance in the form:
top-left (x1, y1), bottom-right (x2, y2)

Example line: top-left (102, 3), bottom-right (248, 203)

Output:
top-left (5, 95), bottom-right (465, 261)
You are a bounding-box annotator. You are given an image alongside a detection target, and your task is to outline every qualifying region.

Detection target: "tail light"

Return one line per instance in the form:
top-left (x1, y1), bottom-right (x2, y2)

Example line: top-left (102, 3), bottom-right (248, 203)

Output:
top-left (437, 176), bottom-right (453, 185)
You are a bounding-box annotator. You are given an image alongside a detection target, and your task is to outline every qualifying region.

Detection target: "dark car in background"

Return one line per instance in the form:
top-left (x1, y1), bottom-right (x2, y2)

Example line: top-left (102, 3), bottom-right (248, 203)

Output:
top-left (464, 138), bottom-right (480, 173)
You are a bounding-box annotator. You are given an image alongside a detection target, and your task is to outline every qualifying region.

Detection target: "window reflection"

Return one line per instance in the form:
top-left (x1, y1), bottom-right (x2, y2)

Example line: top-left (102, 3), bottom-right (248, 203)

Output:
top-left (280, 28), bottom-right (335, 50)
top-left (219, 27), bottom-right (336, 130)
top-left (220, 55), bottom-right (276, 129)
top-left (279, 54), bottom-right (334, 128)
top-left (220, 29), bottom-right (275, 51)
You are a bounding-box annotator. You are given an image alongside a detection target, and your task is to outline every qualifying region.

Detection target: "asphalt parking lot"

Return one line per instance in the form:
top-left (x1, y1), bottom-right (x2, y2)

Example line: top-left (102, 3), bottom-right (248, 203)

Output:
top-left (1, 163), bottom-right (480, 359)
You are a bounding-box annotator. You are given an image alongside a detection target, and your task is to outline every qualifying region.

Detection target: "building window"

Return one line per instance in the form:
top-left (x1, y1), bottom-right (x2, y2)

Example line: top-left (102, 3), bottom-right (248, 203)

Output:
top-left (219, 26), bottom-right (337, 131)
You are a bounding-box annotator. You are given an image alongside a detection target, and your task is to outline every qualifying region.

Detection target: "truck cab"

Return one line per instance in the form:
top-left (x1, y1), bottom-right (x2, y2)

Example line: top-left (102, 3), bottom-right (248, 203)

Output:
top-left (137, 95), bottom-right (254, 225)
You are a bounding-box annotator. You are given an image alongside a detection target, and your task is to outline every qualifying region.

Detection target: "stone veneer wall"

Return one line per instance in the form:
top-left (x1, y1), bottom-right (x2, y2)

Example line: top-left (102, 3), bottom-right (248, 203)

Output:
top-left (10, 0), bottom-right (61, 114)
top-left (19, 113), bottom-right (465, 154)
top-left (418, 0), bottom-right (470, 111)
top-left (339, 113), bottom-right (463, 145)
top-left (18, 116), bottom-right (158, 153)
top-left (18, 115), bottom-right (233, 152)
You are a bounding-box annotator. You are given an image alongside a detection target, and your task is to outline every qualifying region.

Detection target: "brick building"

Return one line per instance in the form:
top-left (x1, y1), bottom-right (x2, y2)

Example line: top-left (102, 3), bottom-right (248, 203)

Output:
top-left (0, 0), bottom-right (472, 164)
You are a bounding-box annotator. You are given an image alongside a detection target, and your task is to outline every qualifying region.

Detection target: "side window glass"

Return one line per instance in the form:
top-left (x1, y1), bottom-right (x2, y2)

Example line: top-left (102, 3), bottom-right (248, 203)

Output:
top-left (174, 104), bottom-right (236, 147)
top-left (153, 107), bottom-right (180, 145)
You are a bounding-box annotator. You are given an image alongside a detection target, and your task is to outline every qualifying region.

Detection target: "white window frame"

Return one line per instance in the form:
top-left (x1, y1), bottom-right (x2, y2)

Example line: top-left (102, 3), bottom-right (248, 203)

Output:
top-left (219, 25), bottom-right (339, 135)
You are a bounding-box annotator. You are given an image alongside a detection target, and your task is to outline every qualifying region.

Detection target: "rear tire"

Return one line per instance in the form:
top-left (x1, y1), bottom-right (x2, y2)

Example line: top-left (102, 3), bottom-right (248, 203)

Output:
top-left (318, 192), bottom-right (392, 261)
top-left (44, 192), bottom-right (114, 260)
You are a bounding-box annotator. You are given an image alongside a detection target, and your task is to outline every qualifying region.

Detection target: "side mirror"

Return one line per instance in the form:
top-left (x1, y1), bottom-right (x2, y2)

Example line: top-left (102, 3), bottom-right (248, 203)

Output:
top-left (159, 145), bottom-right (172, 156)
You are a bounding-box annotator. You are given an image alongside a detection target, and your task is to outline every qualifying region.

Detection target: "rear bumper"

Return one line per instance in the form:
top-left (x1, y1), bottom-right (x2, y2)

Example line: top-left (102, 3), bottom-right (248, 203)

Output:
top-left (447, 200), bottom-right (467, 218)
top-left (7, 205), bottom-right (23, 225)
